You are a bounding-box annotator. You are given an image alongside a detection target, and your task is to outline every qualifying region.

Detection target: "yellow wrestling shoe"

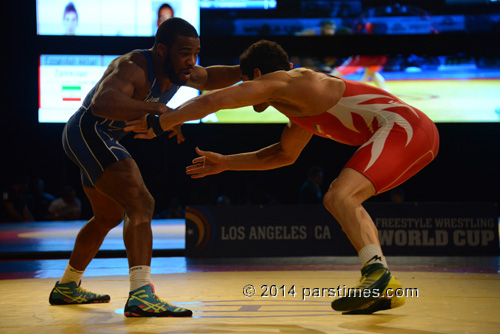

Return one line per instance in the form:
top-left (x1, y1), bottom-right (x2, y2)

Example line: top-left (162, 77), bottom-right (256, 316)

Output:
top-left (331, 263), bottom-right (405, 314)
top-left (342, 275), bottom-right (406, 314)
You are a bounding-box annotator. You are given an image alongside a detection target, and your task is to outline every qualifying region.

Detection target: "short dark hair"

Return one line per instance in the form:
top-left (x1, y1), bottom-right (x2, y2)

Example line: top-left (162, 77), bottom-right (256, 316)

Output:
top-left (239, 40), bottom-right (290, 79)
top-left (154, 17), bottom-right (198, 49)
top-left (158, 3), bottom-right (174, 16)
top-left (63, 2), bottom-right (78, 18)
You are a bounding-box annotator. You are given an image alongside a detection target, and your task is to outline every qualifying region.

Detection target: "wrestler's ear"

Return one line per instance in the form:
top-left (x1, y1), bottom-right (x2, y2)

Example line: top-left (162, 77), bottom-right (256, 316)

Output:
top-left (156, 43), bottom-right (168, 57)
top-left (253, 68), bottom-right (262, 79)
top-left (289, 62), bottom-right (294, 69)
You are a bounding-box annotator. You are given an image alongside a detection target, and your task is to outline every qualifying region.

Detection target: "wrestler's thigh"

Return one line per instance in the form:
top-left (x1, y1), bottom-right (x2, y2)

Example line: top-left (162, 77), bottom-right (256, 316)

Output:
top-left (346, 126), bottom-right (434, 194)
top-left (93, 158), bottom-right (152, 211)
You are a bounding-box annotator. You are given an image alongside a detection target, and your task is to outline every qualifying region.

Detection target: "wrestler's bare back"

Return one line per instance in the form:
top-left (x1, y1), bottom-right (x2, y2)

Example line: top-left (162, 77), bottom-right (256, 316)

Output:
top-left (257, 68), bottom-right (346, 118)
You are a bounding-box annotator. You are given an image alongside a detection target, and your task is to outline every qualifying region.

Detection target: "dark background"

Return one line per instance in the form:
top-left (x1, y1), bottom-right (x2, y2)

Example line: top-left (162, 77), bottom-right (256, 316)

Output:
top-left (4, 1), bottom-right (499, 219)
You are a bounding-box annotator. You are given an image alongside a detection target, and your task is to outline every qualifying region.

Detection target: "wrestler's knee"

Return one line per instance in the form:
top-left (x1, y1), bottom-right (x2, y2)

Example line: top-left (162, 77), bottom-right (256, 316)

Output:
top-left (93, 213), bottom-right (124, 231)
top-left (123, 187), bottom-right (155, 220)
top-left (323, 184), bottom-right (350, 218)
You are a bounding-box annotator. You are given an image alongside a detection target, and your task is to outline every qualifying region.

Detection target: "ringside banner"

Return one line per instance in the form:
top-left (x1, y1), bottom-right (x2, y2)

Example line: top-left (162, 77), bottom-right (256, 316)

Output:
top-left (185, 203), bottom-right (498, 257)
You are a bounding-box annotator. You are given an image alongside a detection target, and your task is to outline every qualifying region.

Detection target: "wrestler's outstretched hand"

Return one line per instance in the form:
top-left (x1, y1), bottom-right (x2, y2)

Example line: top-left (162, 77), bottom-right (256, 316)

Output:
top-left (186, 147), bottom-right (226, 178)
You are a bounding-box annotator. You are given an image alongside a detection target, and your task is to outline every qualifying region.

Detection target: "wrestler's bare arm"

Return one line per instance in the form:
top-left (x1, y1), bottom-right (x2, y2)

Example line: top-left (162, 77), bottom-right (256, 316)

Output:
top-left (186, 122), bottom-right (313, 178)
top-left (90, 57), bottom-right (168, 121)
top-left (186, 65), bottom-right (242, 91)
top-left (158, 76), bottom-right (288, 130)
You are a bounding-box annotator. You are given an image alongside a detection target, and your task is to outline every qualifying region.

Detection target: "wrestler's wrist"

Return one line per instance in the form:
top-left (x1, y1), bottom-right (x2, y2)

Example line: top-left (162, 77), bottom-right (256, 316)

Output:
top-left (146, 114), bottom-right (165, 137)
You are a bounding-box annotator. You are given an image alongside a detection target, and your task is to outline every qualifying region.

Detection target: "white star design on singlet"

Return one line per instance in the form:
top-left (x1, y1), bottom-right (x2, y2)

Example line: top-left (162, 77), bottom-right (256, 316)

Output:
top-left (330, 94), bottom-right (420, 171)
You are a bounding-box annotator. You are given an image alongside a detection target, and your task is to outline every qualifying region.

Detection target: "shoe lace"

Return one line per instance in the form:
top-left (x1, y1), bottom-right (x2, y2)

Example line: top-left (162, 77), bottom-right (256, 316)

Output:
top-left (354, 272), bottom-right (374, 289)
top-left (152, 293), bottom-right (171, 306)
top-left (76, 286), bottom-right (97, 297)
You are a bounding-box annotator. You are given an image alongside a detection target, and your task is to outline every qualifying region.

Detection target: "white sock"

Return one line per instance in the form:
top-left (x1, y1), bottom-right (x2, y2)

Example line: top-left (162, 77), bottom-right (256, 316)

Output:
top-left (129, 265), bottom-right (152, 291)
top-left (358, 244), bottom-right (388, 268)
top-left (59, 263), bottom-right (84, 284)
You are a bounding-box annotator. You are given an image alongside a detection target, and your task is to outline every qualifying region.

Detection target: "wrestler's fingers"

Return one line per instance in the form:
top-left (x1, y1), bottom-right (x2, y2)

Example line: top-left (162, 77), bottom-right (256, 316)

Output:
top-left (124, 125), bottom-right (141, 132)
top-left (191, 156), bottom-right (205, 164)
top-left (186, 164), bottom-right (203, 173)
top-left (125, 119), bottom-right (144, 126)
top-left (189, 172), bottom-right (206, 179)
top-left (133, 130), bottom-right (155, 139)
top-left (176, 133), bottom-right (185, 143)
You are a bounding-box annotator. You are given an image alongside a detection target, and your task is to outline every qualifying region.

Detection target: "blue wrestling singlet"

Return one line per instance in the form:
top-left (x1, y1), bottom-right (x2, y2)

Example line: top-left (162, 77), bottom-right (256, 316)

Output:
top-left (62, 50), bottom-right (180, 188)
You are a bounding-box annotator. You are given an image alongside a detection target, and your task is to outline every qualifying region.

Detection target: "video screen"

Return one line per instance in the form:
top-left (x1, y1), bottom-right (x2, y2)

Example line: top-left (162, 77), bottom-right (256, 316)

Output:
top-left (200, 0), bottom-right (276, 9)
top-left (36, 0), bottom-right (199, 36)
top-left (38, 53), bottom-right (500, 124)
top-left (38, 54), bottom-right (198, 123)
top-left (202, 53), bottom-right (500, 123)
top-left (201, 0), bottom-right (500, 36)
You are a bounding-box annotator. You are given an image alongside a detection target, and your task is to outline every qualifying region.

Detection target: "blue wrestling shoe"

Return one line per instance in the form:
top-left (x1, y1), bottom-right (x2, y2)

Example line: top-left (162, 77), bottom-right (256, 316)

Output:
top-left (331, 263), bottom-right (405, 314)
top-left (49, 281), bottom-right (110, 305)
top-left (124, 284), bottom-right (192, 317)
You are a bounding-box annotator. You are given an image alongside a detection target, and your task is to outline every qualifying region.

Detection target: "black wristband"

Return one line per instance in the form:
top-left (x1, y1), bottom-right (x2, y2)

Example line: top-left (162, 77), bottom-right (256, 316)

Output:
top-left (146, 114), bottom-right (165, 137)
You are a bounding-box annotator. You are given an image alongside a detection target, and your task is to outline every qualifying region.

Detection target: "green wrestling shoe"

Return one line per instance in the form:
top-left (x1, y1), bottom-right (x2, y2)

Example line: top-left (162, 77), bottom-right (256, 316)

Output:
top-left (331, 263), bottom-right (405, 314)
top-left (49, 281), bottom-right (110, 305)
top-left (124, 284), bottom-right (192, 317)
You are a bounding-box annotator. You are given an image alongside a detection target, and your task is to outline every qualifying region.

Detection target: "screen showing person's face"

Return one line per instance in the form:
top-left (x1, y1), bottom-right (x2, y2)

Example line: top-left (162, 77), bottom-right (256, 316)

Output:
top-left (157, 7), bottom-right (174, 27)
top-left (63, 11), bottom-right (78, 35)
